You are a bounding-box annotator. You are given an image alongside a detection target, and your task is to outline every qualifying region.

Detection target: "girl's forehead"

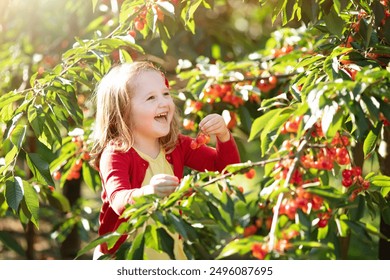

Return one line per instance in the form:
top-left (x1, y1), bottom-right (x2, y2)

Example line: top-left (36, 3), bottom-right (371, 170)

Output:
top-left (132, 70), bottom-right (166, 92)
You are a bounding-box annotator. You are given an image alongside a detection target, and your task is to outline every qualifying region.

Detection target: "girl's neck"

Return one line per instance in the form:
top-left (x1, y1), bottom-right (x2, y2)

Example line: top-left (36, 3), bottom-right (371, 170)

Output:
top-left (133, 139), bottom-right (161, 159)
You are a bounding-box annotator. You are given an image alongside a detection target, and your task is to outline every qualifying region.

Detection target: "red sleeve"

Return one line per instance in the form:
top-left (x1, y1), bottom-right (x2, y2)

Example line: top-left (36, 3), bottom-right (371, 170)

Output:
top-left (180, 133), bottom-right (240, 172)
top-left (99, 148), bottom-right (138, 215)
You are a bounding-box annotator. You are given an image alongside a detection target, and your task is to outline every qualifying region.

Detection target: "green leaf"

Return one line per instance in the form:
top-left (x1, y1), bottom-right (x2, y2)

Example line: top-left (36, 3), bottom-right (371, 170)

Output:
top-left (219, 191), bottom-right (234, 228)
top-left (217, 238), bottom-right (255, 259)
top-left (0, 231), bottom-right (26, 257)
top-left (323, 7), bottom-right (345, 38)
top-left (57, 90), bottom-right (83, 126)
top-left (323, 56), bottom-right (339, 81)
top-left (156, 227), bottom-right (175, 259)
top-left (119, 0), bottom-right (143, 25)
top-left (305, 186), bottom-right (344, 199)
top-left (325, 108), bottom-right (343, 139)
top-left (82, 162), bottom-right (101, 192)
top-left (127, 231), bottom-right (145, 260)
top-left (249, 110), bottom-right (278, 141)
top-left (321, 101), bottom-right (339, 136)
top-left (369, 175), bottom-right (390, 188)
top-left (261, 110), bottom-right (291, 155)
top-left (5, 177), bottom-right (24, 211)
top-left (26, 153), bottom-right (55, 186)
top-left (181, 0), bottom-right (202, 33)
top-left (206, 201), bottom-right (230, 231)
top-left (157, 22), bottom-right (170, 54)
top-left (10, 125), bottom-right (27, 149)
top-left (166, 212), bottom-right (190, 240)
top-left (223, 161), bottom-right (254, 174)
top-left (21, 181), bottom-right (39, 227)
top-left (363, 122), bottom-right (382, 158)
top-left (46, 191), bottom-right (71, 212)
top-left (0, 92), bottom-right (24, 109)
top-left (27, 104), bottom-right (45, 139)
top-left (295, 54), bottom-right (324, 69)
top-left (382, 206), bottom-right (390, 225)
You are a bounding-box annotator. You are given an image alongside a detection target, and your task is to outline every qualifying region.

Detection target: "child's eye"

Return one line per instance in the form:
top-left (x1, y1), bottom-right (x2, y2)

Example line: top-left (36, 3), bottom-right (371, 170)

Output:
top-left (147, 95), bottom-right (155, 101)
top-left (163, 92), bottom-right (170, 96)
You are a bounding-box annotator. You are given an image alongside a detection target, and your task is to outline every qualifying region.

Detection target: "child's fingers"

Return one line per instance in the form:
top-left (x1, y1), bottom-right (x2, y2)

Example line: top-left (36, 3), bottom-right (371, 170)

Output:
top-left (199, 114), bottom-right (224, 132)
top-left (155, 185), bottom-right (177, 197)
top-left (151, 174), bottom-right (179, 185)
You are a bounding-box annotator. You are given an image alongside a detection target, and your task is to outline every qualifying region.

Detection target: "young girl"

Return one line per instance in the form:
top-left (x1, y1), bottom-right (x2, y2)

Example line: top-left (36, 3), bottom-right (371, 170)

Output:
top-left (90, 61), bottom-right (240, 259)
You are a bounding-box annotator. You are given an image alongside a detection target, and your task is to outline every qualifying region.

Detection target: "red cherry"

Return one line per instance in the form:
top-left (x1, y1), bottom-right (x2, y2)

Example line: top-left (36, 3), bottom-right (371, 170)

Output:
top-left (53, 170), bottom-right (61, 181)
top-left (245, 168), bottom-right (256, 179)
top-left (362, 180), bottom-right (370, 189)
top-left (318, 219), bottom-right (328, 228)
top-left (352, 166), bottom-right (362, 177)
top-left (196, 132), bottom-right (210, 145)
top-left (243, 224), bottom-right (257, 237)
top-left (190, 140), bottom-right (198, 150)
top-left (268, 75), bottom-right (278, 86)
top-left (342, 177), bottom-right (353, 187)
top-left (128, 30), bottom-right (136, 38)
top-left (342, 169), bottom-right (353, 179)
top-left (134, 20), bottom-right (145, 31)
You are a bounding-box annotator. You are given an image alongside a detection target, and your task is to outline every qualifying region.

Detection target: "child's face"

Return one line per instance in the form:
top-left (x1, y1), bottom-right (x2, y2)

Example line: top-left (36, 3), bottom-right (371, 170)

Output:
top-left (130, 70), bottom-right (175, 143)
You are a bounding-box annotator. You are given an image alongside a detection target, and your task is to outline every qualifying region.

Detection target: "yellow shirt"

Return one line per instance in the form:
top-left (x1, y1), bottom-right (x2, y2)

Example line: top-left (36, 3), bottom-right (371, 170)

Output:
top-left (135, 148), bottom-right (175, 186)
top-left (134, 148), bottom-right (187, 260)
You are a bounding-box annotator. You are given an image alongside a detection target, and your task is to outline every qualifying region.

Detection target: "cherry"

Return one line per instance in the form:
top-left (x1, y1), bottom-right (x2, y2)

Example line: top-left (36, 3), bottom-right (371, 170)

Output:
top-left (128, 30), bottom-right (136, 38)
top-left (53, 171), bottom-right (61, 181)
top-left (134, 19), bottom-right (145, 31)
top-left (352, 166), bottom-right (362, 177)
top-left (190, 132), bottom-right (210, 149)
top-left (190, 140), bottom-right (198, 150)
top-left (243, 224), bottom-right (257, 237)
top-left (251, 243), bottom-right (268, 260)
top-left (318, 219), bottom-right (328, 228)
top-left (183, 119), bottom-right (195, 130)
top-left (342, 169), bottom-right (353, 179)
top-left (196, 132), bottom-right (209, 145)
top-left (362, 180), bottom-right (370, 190)
top-left (342, 177), bottom-right (353, 187)
top-left (245, 168), bottom-right (256, 179)
top-left (82, 152), bottom-right (91, 161)
top-left (255, 218), bottom-right (263, 228)
top-left (268, 75), bottom-right (278, 86)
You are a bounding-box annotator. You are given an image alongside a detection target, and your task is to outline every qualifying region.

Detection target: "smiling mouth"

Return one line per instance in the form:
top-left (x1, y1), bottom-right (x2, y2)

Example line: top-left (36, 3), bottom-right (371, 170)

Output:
top-left (155, 112), bottom-right (168, 122)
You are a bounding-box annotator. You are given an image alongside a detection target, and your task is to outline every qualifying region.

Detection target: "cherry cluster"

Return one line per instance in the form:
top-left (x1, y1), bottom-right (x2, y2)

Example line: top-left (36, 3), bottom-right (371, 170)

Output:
top-left (203, 83), bottom-right (244, 108)
top-left (247, 114), bottom-right (374, 259)
top-left (256, 76), bottom-right (278, 93)
top-left (190, 131), bottom-right (210, 149)
top-left (341, 166), bottom-right (370, 201)
top-left (280, 186), bottom-right (325, 221)
top-left (271, 45), bottom-right (294, 58)
top-left (344, 0), bottom-right (390, 65)
top-left (251, 228), bottom-right (299, 260)
top-left (130, 1), bottom-right (167, 33)
top-left (183, 82), bottom-right (247, 131)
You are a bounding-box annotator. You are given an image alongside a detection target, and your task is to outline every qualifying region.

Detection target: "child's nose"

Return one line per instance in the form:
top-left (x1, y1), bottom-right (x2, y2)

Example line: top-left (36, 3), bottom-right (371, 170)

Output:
top-left (158, 96), bottom-right (170, 106)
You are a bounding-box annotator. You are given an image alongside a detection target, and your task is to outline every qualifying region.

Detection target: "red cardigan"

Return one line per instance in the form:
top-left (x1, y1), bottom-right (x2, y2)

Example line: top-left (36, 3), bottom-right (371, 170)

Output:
top-left (98, 133), bottom-right (240, 254)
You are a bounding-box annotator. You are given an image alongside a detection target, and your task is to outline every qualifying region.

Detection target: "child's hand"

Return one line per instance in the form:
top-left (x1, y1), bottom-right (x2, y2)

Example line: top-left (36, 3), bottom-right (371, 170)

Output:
top-left (142, 174), bottom-right (179, 197)
top-left (199, 113), bottom-right (230, 142)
